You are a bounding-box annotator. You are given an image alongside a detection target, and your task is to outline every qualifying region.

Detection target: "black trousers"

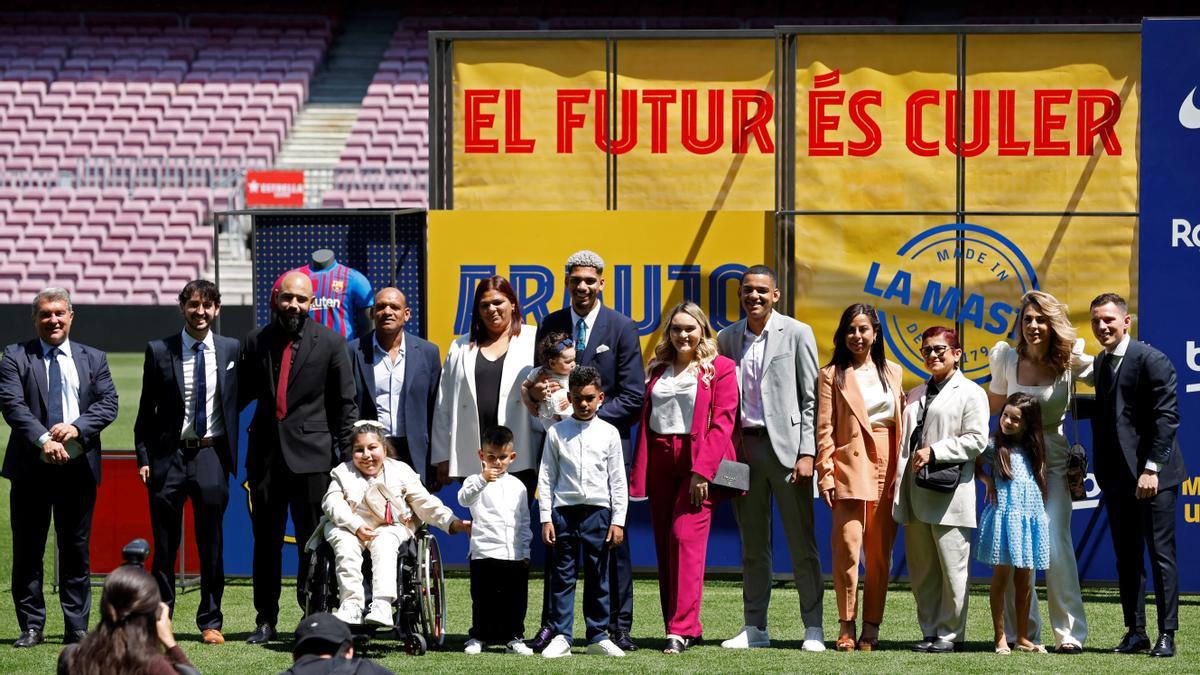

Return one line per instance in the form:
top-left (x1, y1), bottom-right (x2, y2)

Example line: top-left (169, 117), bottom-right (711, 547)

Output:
top-left (10, 460), bottom-right (96, 633)
top-left (469, 558), bottom-right (529, 643)
top-left (1105, 485), bottom-right (1180, 631)
top-left (148, 443), bottom-right (229, 630)
top-left (249, 459), bottom-right (331, 626)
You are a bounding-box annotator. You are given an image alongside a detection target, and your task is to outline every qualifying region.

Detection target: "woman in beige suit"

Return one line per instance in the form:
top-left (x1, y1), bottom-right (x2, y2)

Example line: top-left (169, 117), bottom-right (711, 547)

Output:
top-left (892, 326), bottom-right (989, 654)
top-left (816, 304), bottom-right (905, 652)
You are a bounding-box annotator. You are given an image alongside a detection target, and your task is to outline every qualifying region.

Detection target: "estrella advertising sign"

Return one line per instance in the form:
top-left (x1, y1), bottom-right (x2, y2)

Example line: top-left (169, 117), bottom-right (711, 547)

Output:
top-left (245, 169), bottom-right (305, 207)
top-left (1141, 18), bottom-right (1200, 588)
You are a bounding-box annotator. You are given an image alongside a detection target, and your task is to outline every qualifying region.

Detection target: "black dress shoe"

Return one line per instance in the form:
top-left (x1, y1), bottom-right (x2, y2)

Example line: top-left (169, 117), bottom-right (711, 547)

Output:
top-left (1149, 633), bottom-right (1175, 658)
top-left (526, 626), bottom-right (555, 651)
top-left (611, 631), bottom-right (638, 651)
top-left (912, 636), bottom-right (936, 652)
top-left (928, 638), bottom-right (955, 653)
top-left (13, 629), bottom-right (43, 648)
top-left (63, 630), bottom-right (87, 645)
top-left (1112, 629), bottom-right (1151, 654)
top-left (663, 635), bottom-right (687, 654)
top-left (246, 623), bottom-right (276, 645)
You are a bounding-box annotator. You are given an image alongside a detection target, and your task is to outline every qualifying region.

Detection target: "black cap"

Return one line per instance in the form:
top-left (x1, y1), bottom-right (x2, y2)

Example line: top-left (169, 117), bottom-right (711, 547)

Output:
top-left (293, 612), bottom-right (352, 655)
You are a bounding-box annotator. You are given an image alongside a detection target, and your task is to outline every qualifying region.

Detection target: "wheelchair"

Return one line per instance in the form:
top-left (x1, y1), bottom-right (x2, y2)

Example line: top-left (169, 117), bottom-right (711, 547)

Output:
top-left (303, 525), bottom-right (447, 655)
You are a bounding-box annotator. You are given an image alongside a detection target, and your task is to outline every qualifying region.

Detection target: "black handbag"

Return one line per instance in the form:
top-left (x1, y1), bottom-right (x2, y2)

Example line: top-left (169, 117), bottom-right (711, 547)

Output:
top-left (1065, 377), bottom-right (1090, 501)
top-left (915, 460), bottom-right (963, 493)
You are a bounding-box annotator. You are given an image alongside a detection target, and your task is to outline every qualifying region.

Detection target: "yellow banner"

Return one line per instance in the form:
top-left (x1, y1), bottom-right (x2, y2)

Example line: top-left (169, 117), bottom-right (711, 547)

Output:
top-left (425, 210), bottom-right (774, 354)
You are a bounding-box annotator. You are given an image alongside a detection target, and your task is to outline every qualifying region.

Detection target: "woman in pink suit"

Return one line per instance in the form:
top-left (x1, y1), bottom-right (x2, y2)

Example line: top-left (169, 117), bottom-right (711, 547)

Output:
top-left (630, 302), bottom-right (739, 655)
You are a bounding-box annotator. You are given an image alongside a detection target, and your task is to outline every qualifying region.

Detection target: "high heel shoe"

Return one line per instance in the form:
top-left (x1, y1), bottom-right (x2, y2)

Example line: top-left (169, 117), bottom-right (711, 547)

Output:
top-left (857, 622), bottom-right (880, 652)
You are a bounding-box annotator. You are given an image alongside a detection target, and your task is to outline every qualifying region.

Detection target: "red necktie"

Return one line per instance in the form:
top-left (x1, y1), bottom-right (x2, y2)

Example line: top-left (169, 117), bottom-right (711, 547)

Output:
top-left (275, 339), bottom-right (294, 420)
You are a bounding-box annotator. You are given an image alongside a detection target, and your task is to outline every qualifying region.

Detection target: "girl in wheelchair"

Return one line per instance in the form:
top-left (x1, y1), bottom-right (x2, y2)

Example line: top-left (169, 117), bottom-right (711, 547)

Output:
top-left (319, 420), bottom-right (471, 626)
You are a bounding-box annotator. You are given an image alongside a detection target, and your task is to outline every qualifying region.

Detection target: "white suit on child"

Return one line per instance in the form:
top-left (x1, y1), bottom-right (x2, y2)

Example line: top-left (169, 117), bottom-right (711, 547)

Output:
top-left (320, 457), bottom-right (457, 610)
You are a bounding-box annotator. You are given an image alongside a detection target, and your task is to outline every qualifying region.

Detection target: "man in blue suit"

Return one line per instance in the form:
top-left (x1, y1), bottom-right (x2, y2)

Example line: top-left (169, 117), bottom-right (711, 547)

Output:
top-left (134, 280), bottom-right (241, 645)
top-left (346, 287), bottom-right (442, 487)
top-left (0, 288), bottom-right (119, 648)
top-left (526, 250), bottom-right (645, 652)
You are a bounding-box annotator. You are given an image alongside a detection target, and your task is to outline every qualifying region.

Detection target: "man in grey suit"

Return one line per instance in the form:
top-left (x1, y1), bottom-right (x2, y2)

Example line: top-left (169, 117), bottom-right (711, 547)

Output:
top-left (716, 265), bottom-right (825, 651)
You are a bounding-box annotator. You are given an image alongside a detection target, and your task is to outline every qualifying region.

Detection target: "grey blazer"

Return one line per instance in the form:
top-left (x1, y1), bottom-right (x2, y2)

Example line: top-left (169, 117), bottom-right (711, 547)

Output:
top-left (892, 368), bottom-right (990, 529)
top-left (717, 310), bottom-right (819, 468)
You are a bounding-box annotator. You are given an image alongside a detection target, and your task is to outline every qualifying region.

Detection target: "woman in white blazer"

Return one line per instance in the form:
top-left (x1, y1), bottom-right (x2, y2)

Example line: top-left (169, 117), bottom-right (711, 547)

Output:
top-left (432, 275), bottom-right (539, 493)
top-left (892, 326), bottom-right (989, 653)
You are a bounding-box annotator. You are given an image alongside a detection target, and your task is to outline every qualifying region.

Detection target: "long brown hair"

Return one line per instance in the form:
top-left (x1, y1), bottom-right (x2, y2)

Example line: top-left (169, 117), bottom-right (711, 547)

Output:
top-left (827, 303), bottom-right (890, 393)
top-left (991, 392), bottom-right (1048, 497)
top-left (65, 565), bottom-right (161, 675)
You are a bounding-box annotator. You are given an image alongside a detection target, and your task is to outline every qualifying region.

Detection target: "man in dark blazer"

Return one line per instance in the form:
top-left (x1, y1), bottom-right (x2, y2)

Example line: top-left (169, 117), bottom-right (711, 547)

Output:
top-left (239, 271), bottom-right (358, 645)
top-left (1087, 292), bottom-right (1186, 658)
top-left (346, 287), bottom-right (442, 487)
top-left (134, 280), bottom-right (240, 645)
top-left (0, 288), bottom-right (119, 648)
top-left (526, 250), bottom-right (644, 652)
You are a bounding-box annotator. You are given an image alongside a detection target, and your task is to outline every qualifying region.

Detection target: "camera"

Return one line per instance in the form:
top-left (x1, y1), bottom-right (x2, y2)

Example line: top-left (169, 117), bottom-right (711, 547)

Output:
top-left (122, 538), bottom-right (150, 567)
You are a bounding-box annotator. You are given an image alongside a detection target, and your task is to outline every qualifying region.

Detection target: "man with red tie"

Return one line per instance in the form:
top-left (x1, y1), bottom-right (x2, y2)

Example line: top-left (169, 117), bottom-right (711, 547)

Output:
top-left (239, 271), bottom-right (358, 645)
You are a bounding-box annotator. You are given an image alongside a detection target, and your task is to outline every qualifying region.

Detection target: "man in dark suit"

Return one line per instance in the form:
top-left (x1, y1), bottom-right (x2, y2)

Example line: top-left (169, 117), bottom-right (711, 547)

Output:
top-left (134, 280), bottom-right (240, 645)
top-left (0, 288), bottom-right (119, 648)
top-left (525, 250), bottom-right (644, 652)
top-left (240, 271), bottom-right (358, 645)
top-left (346, 287), bottom-right (442, 487)
top-left (1088, 292), bottom-right (1186, 658)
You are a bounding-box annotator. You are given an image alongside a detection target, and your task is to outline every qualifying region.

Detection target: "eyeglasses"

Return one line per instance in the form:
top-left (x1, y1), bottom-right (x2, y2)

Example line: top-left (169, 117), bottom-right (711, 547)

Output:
top-left (919, 345), bottom-right (950, 358)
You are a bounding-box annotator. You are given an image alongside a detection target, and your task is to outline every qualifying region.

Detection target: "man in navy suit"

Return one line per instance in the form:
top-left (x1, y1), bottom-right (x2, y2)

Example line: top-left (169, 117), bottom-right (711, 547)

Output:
top-left (525, 250), bottom-right (645, 652)
top-left (134, 280), bottom-right (240, 645)
top-left (0, 288), bottom-right (119, 648)
top-left (1088, 293), bottom-right (1186, 658)
top-left (346, 287), bottom-right (442, 487)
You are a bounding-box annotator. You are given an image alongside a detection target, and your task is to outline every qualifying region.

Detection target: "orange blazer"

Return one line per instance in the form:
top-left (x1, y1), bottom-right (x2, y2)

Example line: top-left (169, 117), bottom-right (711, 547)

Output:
top-left (815, 361), bottom-right (904, 501)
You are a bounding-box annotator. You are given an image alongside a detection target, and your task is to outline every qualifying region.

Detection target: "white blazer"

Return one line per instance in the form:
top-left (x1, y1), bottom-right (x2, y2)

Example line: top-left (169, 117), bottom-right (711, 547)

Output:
top-left (892, 368), bottom-right (990, 529)
top-left (431, 326), bottom-right (538, 478)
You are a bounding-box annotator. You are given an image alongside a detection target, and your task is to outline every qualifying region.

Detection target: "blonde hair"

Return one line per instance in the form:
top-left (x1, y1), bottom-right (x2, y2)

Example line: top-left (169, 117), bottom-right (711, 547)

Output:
top-left (1016, 290), bottom-right (1076, 376)
top-left (649, 302), bottom-right (718, 385)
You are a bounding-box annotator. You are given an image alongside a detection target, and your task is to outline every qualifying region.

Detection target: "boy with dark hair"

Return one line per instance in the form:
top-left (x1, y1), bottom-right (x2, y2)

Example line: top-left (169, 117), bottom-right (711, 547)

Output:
top-left (458, 425), bottom-right (533, 655)
top-left (537, 366), bottom-right (628, 658)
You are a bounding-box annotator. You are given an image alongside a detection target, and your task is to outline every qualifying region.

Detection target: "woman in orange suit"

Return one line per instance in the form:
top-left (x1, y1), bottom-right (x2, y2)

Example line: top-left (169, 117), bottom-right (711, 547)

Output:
top-left (816, 303), bottom-right (905, 652)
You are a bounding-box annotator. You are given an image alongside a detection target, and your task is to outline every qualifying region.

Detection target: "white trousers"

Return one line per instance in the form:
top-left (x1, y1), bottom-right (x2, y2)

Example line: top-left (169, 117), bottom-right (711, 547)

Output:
top-left (325, 521), bottom-right (409, 607)
top-left (905, 520), bottom-right (971, 642)
top-left (1003, 448), bottom-right (1088, 647)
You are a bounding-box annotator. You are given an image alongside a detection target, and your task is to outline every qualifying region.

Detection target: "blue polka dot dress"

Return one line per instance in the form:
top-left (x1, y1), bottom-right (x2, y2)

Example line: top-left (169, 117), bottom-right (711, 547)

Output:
top-left (975, 443), bottom-right (1050, 569)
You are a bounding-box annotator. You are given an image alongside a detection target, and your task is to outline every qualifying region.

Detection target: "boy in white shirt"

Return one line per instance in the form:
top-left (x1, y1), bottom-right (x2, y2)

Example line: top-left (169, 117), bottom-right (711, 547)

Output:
top-left (457, 425), bottom-right (534, 656)
top-left (538, 366), bottom-right (628, 658)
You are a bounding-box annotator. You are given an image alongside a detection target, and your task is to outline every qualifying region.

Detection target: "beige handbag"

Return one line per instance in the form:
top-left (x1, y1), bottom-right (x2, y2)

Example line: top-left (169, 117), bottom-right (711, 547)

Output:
top-left (360, 482), bottom-right (400, 528)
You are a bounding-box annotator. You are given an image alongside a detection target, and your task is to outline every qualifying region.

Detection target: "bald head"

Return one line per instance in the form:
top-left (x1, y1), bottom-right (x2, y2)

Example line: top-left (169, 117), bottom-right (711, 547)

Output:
top-left (275, 272), bottom-right (313, 334)
top-left (372, 287), bottom-right (410, 338)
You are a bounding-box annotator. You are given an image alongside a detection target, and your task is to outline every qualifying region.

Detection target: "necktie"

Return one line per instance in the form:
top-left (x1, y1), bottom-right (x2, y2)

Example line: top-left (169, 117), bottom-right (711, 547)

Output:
top-left (47, 347), bottom-right (64, 426)
top-left (193, 342), bottom-right (207, 437)
top-left (574, 317), bottom-right (587, 352)
top-left (276, 338), bottom-right (294, 420)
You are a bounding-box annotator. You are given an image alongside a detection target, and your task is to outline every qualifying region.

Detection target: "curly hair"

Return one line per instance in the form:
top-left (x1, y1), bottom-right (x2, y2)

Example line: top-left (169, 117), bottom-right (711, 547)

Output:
top-left (1015, 290), bottom-right (1076, 376)
top-left (650, 302), bottom-right (718, 385)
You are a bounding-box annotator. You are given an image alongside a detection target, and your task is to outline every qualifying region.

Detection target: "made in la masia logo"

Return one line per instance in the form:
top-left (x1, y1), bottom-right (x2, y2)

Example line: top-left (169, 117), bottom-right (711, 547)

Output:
top-left (863, 223), bottom-right (1038, 383)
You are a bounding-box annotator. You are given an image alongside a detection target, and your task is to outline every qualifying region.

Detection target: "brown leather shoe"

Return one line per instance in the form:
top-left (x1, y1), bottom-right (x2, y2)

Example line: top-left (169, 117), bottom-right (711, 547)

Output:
top-left (202, 629), bottom-right (225, 645)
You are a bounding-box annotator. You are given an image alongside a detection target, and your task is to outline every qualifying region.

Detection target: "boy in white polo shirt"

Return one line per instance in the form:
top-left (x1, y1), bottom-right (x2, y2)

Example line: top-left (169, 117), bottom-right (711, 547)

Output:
top-left (538, 366), bottom-right (628, 659)
top-left (457, 425), bottom-right (534, 655)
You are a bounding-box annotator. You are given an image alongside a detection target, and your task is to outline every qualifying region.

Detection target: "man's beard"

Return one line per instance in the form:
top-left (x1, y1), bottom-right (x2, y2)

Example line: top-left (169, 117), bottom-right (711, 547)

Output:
top-left (275, 308), bottom-right (307, 335)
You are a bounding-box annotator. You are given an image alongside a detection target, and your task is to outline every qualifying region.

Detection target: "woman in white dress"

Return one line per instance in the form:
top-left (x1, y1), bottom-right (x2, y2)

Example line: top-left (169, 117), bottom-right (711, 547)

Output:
top-left (987, 290), bottom-right (1093, 653)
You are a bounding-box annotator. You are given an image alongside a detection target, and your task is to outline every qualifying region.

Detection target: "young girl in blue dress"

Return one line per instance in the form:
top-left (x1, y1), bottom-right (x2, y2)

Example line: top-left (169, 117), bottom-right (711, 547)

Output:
top-left (975, 392), bottom-right (1050, 654)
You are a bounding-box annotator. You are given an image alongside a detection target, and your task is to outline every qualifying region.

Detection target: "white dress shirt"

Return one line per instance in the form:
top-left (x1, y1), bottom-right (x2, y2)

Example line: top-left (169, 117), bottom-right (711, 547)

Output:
top-left (457, 472), bottom-right (532, 561)
top-left (648, 365), bottom-right (697, 434)
top-left (372, 334), bottom-right (407, 437)
top-left (738, 314), bottom-right (771, 428)
top-left (37, 339), bottom-right (82, 455)
top-left (538, 416), bottom-right (629, 526)
top-left (181, 330), bottom-right (223, 439)
top-left (570, 303), bottom-right (601, 350)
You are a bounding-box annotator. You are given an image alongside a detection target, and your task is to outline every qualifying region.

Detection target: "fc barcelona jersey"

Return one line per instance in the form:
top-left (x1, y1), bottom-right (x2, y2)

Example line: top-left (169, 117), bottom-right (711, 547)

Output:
top-left (274, 263), bottom-right (373, 339)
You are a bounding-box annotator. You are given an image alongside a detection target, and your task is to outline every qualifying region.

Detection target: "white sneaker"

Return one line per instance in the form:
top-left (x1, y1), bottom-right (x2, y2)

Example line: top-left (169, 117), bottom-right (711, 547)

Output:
top-left (464, 638), bottom-right (485, 654)
top-left (333, 601), bottom-right (362, 625)
top-left (586, 638), bottom-right (626, 657)
top-left (541, 634), bottom-right (573, 658)
top-left (802, 626), bottom-right (826, 652)
top-left (721, 625), bottom-right (771, 649)
top-left (506, 639), bottom-right (534, 655)
top-left (364, 599), bottom-right (393, 627)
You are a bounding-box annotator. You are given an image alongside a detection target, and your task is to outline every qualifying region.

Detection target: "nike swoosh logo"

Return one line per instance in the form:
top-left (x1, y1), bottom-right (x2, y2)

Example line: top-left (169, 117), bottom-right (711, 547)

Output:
top-left (1180, 87), bottom-right (1200, 129)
